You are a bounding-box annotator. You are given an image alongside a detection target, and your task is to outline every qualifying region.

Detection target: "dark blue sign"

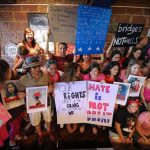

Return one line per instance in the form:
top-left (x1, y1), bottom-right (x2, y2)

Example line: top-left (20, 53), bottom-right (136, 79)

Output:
top-left (75, 5), bottom-right (112, 55)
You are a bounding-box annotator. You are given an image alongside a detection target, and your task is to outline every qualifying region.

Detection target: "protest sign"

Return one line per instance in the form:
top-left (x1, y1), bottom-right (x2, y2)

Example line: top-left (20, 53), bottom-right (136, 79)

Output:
top-left (48, 5), bottom-right (77, 43)
top-left (54, 81), bottom-right (118, 127)
top-left (114, 82), bottom-right (131, 106)
top-left (26, 86), bottom-right (48, 113)
top-left (87, 81), bottom-right (118, 127)
top-left (1, 80), bottom-right (25, 110)
top-left (128, 75), bottom-right (146, 97)
top-left (54, 81), bottom-right (87, 124)
top-left (75, 5), bottom-right (112, 55)
top-left (0, 103), bottom-right (11, 127)
top-left (113, 23), bottom-right (144, 47)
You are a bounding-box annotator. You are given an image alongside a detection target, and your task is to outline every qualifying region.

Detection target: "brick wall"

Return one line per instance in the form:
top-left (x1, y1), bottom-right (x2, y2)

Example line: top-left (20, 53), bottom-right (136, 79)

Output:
top-left (0, 1), bottom-right (150, 55)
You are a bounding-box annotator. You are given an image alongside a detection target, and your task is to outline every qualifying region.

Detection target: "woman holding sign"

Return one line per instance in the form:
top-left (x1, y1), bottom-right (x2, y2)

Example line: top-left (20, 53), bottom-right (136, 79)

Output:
top-left (62, 62), bottom-right (82, 133)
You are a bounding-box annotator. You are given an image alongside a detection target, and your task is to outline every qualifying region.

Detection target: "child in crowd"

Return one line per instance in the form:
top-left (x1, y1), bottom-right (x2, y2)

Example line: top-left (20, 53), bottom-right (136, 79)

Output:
top-left (109, 98), bottom-right (141, 149)
top-left (46, 60), bottom-right (61, 83)
top-left (46, 59), bottom-right (61, 117)
top-left (62, 62), bottom-right (82, 133)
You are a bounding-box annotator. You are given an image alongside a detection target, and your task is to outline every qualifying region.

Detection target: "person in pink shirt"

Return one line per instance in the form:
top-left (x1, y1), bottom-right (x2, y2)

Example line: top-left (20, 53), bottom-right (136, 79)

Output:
top-left (136, 111), bottom-right (150, 148)
top-left (0, 59), bottom-right (12, 148)
top-left (83, 62), bottom-right (105, 82)
top-left (141, 74), bottom-right (150, 110)
top-left (46, 60), bottom-right (61, 83)
top-left (81, 62), bottom-right (105, 134)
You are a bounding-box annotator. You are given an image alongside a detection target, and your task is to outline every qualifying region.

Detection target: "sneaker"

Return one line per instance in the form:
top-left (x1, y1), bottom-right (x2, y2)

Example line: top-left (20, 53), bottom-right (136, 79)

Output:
top-left (92, 127), bottom-right (97, 135)
top-left (9, 141), bottom-right (20, 150)
top-left (80, 126), bottom-right (85, 133)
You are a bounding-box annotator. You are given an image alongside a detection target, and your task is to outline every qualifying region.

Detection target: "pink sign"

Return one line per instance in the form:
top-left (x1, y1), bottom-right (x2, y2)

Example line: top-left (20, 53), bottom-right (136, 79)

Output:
top-left (0, 103), bottom-right (11, 127)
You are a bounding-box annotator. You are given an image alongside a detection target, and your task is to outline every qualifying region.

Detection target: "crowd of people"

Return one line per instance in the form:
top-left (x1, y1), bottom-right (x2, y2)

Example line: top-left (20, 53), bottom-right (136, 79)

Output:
top-left (0, 27), bottom-right (150, 149)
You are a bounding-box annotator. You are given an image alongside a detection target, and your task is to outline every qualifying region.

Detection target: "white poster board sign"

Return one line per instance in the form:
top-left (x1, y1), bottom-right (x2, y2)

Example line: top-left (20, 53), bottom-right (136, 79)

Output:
top-left (114, 82), bottom-right (131, 106)
top-left (54, 81), bottom-right (118, 127)
top-left (128, 75), bottom-right (146, 97)
top-left (1, 80), bottom-right (25, 110)
top-left (54, 81), bottom-right (87, 124)
top-left (26, 86), bottom-right (48, 113)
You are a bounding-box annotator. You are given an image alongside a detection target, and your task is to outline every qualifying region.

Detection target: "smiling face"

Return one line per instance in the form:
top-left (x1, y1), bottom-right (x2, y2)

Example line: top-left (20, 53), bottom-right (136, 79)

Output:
top-left (25, 32), bottom-right (34, 43)
top-left (90, 67), bottom-right (99, 79)
top-left (110, 65), bottom-right (119, 76)
top-left (133, 50), bottom-right (142, 59)
top-left (59, 44), bottom-right (67, 57)
top-left (127, 103), bottom-right (138, 113)
top-left (112, 54), bottom-right (121, 62)
top-left (130, 64), bottom-right (141, 75)
top-left (75, 66), bottom-right (81, 78)
top-left (48, 64), bottom-right (57, 76)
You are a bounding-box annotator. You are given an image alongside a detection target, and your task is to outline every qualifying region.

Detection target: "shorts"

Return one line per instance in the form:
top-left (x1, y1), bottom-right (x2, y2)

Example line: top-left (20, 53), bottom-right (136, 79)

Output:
top-left (109, 130), bottom-right (120, 140)
top-left (109, 130), bottom-right (128, 140)
top-left (29, 106), bottom-right (51, 126)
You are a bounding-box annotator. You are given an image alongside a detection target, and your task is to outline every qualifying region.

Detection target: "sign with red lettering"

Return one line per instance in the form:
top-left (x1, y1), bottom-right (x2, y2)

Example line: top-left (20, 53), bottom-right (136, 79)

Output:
top-left (87, 81), bottom-right (118, 127)
top-left (54, 81), bottom-right (118, 127)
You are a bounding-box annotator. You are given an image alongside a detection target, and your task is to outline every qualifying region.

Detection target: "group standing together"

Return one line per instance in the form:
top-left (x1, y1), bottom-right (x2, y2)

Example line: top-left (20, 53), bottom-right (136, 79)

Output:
top-left (0, 27), bottom-right (150, 149)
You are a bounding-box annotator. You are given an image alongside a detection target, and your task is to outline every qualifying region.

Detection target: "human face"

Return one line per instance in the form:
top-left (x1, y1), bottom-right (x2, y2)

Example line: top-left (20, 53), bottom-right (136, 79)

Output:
top-left (26, 32), bottom-right (34, 42)
top-left (110, 65), bottom-right (119, 76)
top-left (83, 55), bottom-right (90, 61)
top-left (74, 55), bottom-right (80, 62)
top-left (5, 68), bottom-right (11, 81)
top-left (30, 66), bottom-right (41, 78)
top-left (75, 66), bottom-right (81, 78)
top-left (130, 64), bottom-right (141, 75)
top-left (90, 68), bottom-right (99, 79)
top-left (136, 38), bottom-right (148, 48)
top-left (112, 54), bottom-right (121, 62)
top-left (59, 44), bottom-right (67, 57)
top-left (133, 50), bottom-right (142, 59)
top-left (7, 84), bottom-right (14, 93)
top-left (48, 64), bottom-right (57, 76)
top-left (127, 103), bottom-right (138, 113)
